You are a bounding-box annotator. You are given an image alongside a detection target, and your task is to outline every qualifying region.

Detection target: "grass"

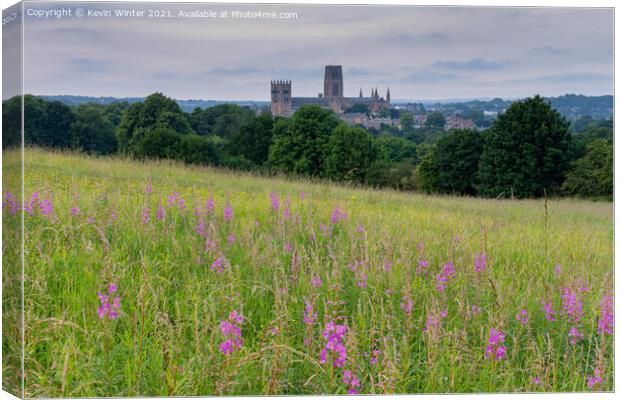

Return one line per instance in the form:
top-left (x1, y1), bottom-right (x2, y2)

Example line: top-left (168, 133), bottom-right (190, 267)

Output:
top-left (2, 148), bottom-right (614, 396)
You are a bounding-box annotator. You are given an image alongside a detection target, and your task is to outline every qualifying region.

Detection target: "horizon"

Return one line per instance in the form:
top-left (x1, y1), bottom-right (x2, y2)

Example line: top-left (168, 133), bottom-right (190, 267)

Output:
top-left (4, 3), bottom-right (613, 100)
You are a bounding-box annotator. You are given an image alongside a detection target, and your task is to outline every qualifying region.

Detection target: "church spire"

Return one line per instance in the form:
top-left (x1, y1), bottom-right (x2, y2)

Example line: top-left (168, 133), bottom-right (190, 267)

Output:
top-left (359, 88), bottom-right (363, 98)
top-left (386, 87), bottom-right (391, 103)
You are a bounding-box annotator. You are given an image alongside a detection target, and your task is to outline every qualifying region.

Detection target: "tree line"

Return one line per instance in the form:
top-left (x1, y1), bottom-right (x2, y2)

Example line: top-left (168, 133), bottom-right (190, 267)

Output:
top-left (2, 93), bottom-right (612, 199)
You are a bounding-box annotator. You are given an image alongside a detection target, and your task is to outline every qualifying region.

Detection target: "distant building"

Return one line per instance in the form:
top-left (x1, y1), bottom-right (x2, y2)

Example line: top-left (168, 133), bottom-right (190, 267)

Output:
top-left (270, 65), bottom-right (391, 117)
top-left (445, 115), bottom-right (476, 130)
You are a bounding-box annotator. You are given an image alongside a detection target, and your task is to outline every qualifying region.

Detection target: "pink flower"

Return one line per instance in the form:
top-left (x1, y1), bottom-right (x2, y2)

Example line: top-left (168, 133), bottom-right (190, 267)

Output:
top-left (320, 322), bottom-right (348, 367)
top-left (145, 182), bottom-right (153, 194)
top-left (330, 206), bottom-right (347, 224)
top-left (400, 295), bottom-right (413, 316)
top-left (560, 287), bottom-right (583, 323)
top-left (516, 309), bottom-right (529, 325)
top-left (141, 208), bottom-right (150, 224)
top-left (156, 205), bottom-right (165, 220)
top-left (542, 300), bottom-right (557, 321)
top-left (97, 283), bottom-right (121, 320)
top-left (227, 234), bottom-right (236, 246)
top-left (219, 310), bottom-right (244, 356)
top-left (223, 204), bottom-right (233, 221)
top-left (303, 301), bottom-right (317, 326)
top-left (70, 206), bottom-right (80, 216)
top-left (269, 192), bottom-right (280, 212)
top-left (587, 367), bottom-right (604, 389)
top-left (474, 252), bottom-right (486, 273)
top-left (311, 276), bottom-right (322, 288)
top-left (485, 328), bottom-right (507, 361)
top-left (210, 257), bottom-right (227, 274)
top-left (568, 326), bottom-right (584, 345)
top-left (597, 294), bottom-right (614, 335)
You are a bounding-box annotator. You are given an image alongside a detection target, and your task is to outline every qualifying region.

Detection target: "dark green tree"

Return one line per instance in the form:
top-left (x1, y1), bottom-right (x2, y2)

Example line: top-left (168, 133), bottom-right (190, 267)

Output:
top-left (268, 105), bottom-right (340, 176)
top-left (425, 111), bottom-right (446, 129)
top-left (134, 127), bottom-right (182, 159)
top-left (477, 95), bottom-right (571, 198)
top-left (562, 139), bottom-right (612, 199)
top-left (2, 96), bottom-right (21, 148)
top-left (190, 104), bottom-right (254, 137)
top-left (227, 113), bottom-right (273, 165)
top-left (70, 104), bottom-right (117, 154)
top-left (323, 125), bottom-right (379, 183)
top-left (417, 129), bottom-right (483, 195)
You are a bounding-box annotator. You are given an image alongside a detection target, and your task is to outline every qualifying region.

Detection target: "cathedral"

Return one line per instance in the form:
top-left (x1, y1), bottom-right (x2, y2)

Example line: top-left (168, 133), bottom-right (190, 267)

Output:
top-left (270, 65), bottom-right (391, 117)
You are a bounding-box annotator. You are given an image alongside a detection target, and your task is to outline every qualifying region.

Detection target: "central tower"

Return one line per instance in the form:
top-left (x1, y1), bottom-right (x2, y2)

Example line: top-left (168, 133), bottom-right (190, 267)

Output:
top-left (323, 65), bottom-right (343, 99)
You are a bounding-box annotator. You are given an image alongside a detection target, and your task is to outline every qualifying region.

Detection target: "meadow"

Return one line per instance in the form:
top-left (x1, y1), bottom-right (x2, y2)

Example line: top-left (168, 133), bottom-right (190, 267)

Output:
top-left (2, 148), bottom-right (614, 396)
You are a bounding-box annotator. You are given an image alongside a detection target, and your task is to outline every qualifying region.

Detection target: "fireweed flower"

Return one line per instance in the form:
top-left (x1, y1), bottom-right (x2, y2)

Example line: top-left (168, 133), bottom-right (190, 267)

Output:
top-left (531, 376), bottom-right (542, 386)
top-left (342, 370), bottom-right (361, 395)
top-left (227, 234), bottom-right (236, 246)
top-left (516, 309), bottom-right (529, 325)
top-left (284, 242), bottom-right (292, 253)
top-left (269, 192), bottom-right (280, 212)
top-left (300, 191), bottom-right (306, 202)
top-left (70, 206), bottom-right (80, 216)
top-left (195, 219), bottom-right (207, 238)
top-left (303, 301), bottom-right (317, 326)
top-left (568, 326), bottom-right (584, 345)
top-left (474, 252), bottom-right (487, 273)
top-left (597, 294), bottom-right (614, 335)
top-left (39, 199), bottom-right (53, 216)
top-left (156, 205), bottom-right (165, 220)
top-left (319, 223), bottom-right (332, 238)
top-left (23, 192), bottom-right (39, 216)
top-left (320, 322), bottom-right (348, 367)
top-left (2, 192), bottom-right (18, 215)
top-left (311, 276), bottom-right (323, 288)
top-left (166, 192), bottom-right (179, 207)
top-left (560, 287), bottom-right (584, 323)
top-left (205, 197), bottom-right (215, 214)
top-left (219, 310), bottom-right (244, 356)
top-left (400, 294), bottom-right (413, 316)
top-left (283, 196), bottom-right (291, 220)
top-left (145, 182), bottom-right (153, 194)
top-left (382, 260), bottom-right (392, 273)
top-left (223, 204), bottom-right (233, 221)
top-left (355, 271), bottom-right (367, 288)
top-left (97, 283), bottom-right (121, 320)
top-left (554, 264), bottom-right (563, 277)
top-left (587, 367), bottom-right (604, 389)
top-left (355, 224), bottom-right (365, 234)
top-left (141, 208), bottom-right (150, 224)
top-left (435, 261), bottom-right (455, 292)
top-left (210, 257), bottom-right (226, 274)
top-left (485, 328), bottom-right (507, 361)
top-left (330, 206), bottom-right (347, 224)
top-left (416, 258), bottom-right (429, 275)
top-left (369, 349), bottom-right (381, 365)
top-left (541, 300), bottom-right (557, 322)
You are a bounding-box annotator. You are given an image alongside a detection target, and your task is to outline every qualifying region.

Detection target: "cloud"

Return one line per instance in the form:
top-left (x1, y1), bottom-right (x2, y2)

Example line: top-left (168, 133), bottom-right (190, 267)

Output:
top-left (404, 70), bottom-right (462, 83)
top-left (345, 67), bottom-right (392, 77)
top-left (68, 58), bottom-right (107, 74)
top-left (506, 73), bottom-right (612, 84)
top-left (432, 58), bottom-right (512, 71)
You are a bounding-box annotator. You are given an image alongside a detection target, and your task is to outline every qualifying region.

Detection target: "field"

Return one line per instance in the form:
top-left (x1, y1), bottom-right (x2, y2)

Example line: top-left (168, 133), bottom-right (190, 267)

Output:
top-left (2, 148), bottom-right (614, 396)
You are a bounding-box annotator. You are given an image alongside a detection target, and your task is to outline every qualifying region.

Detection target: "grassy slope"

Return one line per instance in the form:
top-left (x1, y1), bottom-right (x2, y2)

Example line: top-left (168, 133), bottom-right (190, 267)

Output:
top-left (3, 148), bottom-right (613, 396)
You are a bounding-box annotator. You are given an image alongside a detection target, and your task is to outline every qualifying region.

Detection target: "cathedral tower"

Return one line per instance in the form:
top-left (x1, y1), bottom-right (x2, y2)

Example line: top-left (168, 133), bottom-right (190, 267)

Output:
top-left (323, 65), bottom-right (343, 99)
top-left (270, 80), bottom-right (292, 117)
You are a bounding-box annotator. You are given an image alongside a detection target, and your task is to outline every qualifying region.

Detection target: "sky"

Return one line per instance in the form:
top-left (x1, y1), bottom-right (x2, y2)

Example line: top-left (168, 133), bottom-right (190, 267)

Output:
top-left (6, 2), bottom-right (614, 101)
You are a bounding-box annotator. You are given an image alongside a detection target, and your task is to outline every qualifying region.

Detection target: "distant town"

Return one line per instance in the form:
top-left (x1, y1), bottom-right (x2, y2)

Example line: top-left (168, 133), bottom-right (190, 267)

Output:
top-left (40, 65), bottom-right (613, 133)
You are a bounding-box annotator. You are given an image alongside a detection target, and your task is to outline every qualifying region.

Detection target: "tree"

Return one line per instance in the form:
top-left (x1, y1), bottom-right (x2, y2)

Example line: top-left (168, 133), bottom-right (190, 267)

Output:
top-left (425, 111), bottom-right (446, 129)
top-left (477, 95), bottom-right (571, 198)
top-left (134, 127), bottom-right (182, 159)
top-left (417, 129), bottom-right (483, 195)
top-left (268, 105), bottom-right (340, 176)
top-left (190, 104), bottom-right (254, 137)
top-left (227, 113), bottom-right (273, 165)
top-left (116, 92), bottom-right (192, 155)
top-left (562, 139), bottom-right (612, 199)
top-left (375, 134), bottom-right (417, 164)
top-left (344, 104), bottom-right (369, 115)
top-left (2, 96), bottom-right (21, 148)
top-left (70, 104), bottom-right (117, 154)
top-left (400, 112), bottom-right (415, 132)
top-left (177, 134), bottom-right (220, 165)
top-left (323, 125), bottom-right (379, 183)
top-left (17, 95), bottom-right (75, 148)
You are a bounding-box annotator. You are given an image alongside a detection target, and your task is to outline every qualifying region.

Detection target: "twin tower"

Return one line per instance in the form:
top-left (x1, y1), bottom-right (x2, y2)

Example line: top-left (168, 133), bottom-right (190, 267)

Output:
top-left (271, 65), bottom-right (390, 117)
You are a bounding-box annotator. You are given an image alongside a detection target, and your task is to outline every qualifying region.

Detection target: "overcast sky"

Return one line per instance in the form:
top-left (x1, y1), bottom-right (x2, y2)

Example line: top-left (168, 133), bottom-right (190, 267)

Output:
top-left (12, 2), bottom-right (614, 101)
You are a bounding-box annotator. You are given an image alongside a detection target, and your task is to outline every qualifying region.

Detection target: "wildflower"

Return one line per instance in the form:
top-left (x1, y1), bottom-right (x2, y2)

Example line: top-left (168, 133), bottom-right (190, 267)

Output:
top-left (568, 326), bottom-right (584, 345)
top-left (210, 257), bottom-right (226, 274)
top-left (227, 234), bottom-right (236, 246)
top-left (283, 196), bottom-right (291, 220)
top-left (471, 304), bottom-right (481, 315)
top-left (269, 192), bottom-right (280, 212)
top-left (435, 262), bottom-right (455, 292)
top-left (39, 199), bottom-right (53, 216)
top-left (516, 309), bottom-right (529, 325)
top-left (141, 208), bottom-right (150, 224)
top-left (87, 216), bottom-right (95, 224)
top-left (342, 370), bottom-right (361, 395)
top-left (369, 349), bottom-right (381, 365)
top-left (110, 210), bottom-right (118, 221)
top-left (355, 224), bottom-right (365, 234)
top-left (300, 191), bottom-right (306, 201)
top-left (382, 260), bottom-right (392, 273)
top-left (542, 300), bottom-right (557, 321)
top-left (320, 223), bottom-right (332, 238)
top-left (474, 252), bottom-right (487, 273)
top-left (70, 206), bottom-right (80, 216)
top-left (303, 301), bottom-right (317, 326)
top-left (23, 192), bottom-right (39, 216)
top-left (554, 264), bottom-right (563, 276)
top-left (400, 294), bottom-right (413, 316)
top-left (560, 287), bottom-right (583, 323)
top-left (485, 328), bottom-right (507, 361)
top-left (177, 198), bottom-right (186, 211)
top-left (166, 192), bottom-right (179, 207)
top-left (156, 205), bottom-right (165, 220)
top-left (3, 192), bottom-right (19, 215)
top-left (587, 367), bottom-right (604, 389)
top-left (416, 258), bottom-right (429, 275)
top-left (219, 310), bottom-right (244, 355)
top-left (284, 242), bottom-right (292, 253)
top-left (424, 314), bottom-right (441, 336)
top-left (223, 204), bottom-right (233, 221)
top-left (597, 294), bottom-right (614, 335)
top-left (145, 182), bottom-right (153, 194)
top-left (97, 284), bottom-right (121, 320)
top-left (311, 276), bottom-right (322, 288)
top-left (320, 322), bottom-right (348, 367)
top-left (195, 219), bottom-right (207, 237)
top-left (330, 206), bottom-right (347, 224)
top-left (355, 272), bottom-right (367, 288)
top-left (531, 376), bottom-right (542, 386)
top-left (205, 197), bottom-right (215, 214)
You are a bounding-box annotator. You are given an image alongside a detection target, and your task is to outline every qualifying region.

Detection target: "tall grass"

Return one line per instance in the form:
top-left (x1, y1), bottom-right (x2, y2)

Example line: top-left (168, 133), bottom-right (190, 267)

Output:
top-left (2, 148), bottom-right (614, 396)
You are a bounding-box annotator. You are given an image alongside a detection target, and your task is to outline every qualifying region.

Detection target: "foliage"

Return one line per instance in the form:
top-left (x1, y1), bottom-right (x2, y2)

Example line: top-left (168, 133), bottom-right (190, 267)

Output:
top-left (190, 104), bottom-right (254, 138)
top-left (425, 111), bottom-right (446, 129)
top-left (227, 113), bottom-right (274, 166)
top-left (69, 104), bottom-right (117, 155)
top-left (417, 129), bottom-right (483, 195)
top-left (563, 139), bottom-right (612, 199)
top-left (323, 125), bottom-right (379, 183)
top-left (477, 95), bottom-right (572, 198)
